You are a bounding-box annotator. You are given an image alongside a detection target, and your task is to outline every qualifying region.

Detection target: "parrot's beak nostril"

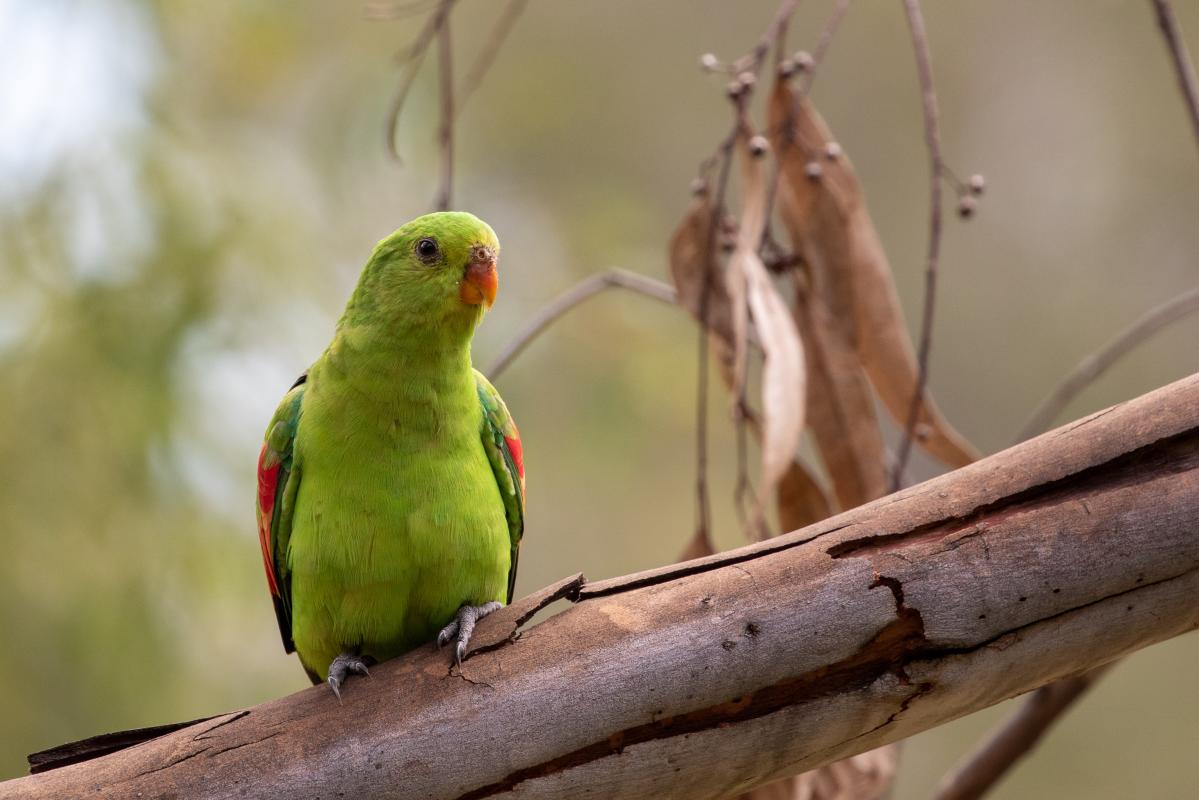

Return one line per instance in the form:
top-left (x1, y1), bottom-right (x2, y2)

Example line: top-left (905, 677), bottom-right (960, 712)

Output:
top-left (461, 258), bottom-right (498, 308)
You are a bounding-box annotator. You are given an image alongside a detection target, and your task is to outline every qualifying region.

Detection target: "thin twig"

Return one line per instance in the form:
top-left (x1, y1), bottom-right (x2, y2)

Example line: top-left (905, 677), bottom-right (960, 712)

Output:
top-left (694, 139), bottom-right (737, 552)
top-left (934, 664), bottom-right (1116, 800)
top-left (1151, 0), bottom-right (1199, 153)
top-left (365, 0), bottom-right (440, 21)
top-left (696, 311), bottom-right (716, 549)
top-left (384, 0), bottom-right (456, 161)
top-left (484, 269), bottom-right (677, 380)
top-left (457, 0), bottom-right (529, 111)
top-left (733, 394), bottom-right (753, 530)
top-left (759, 28), bottom-right (792, 257)
top-left (799, 0), bottom-right (852, 95)
top-left (434, 16), bottom-right (454, 210)
top-left (892, 0), bottom-right (943, 492)
top-left (1015, 285), bottom-right (1199, 442)
top-left (734, 0), bottom-right (804, 76)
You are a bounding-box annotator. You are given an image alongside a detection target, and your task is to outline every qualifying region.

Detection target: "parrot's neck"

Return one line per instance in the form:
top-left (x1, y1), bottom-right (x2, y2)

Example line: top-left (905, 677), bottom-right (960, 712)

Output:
top-left (316, 320), bottom-right (477, 423)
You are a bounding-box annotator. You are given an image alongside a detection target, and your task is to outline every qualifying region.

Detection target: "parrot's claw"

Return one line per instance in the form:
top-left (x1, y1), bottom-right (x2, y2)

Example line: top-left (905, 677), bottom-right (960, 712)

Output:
top-left (326, 650), bottom-right (372, 701)
top-left (437, 601), bottom-right (503, 666)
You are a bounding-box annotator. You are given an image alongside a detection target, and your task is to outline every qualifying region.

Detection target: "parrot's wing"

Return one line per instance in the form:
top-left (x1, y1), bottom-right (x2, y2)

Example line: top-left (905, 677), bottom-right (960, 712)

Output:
top-left (256, 372), bottom-right (306, 654)
top-left (474, 370), bottom-right (525, 604)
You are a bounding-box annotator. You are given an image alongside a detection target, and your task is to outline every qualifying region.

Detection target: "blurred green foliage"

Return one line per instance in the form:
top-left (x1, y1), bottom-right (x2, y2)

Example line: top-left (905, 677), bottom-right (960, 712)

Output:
top-left (1, 0), bottom-right (1196, 795)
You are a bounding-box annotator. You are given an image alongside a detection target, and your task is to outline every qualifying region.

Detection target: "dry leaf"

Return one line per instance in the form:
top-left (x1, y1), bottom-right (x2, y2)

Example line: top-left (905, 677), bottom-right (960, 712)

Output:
top-left (768, 78), bottom-right (979, 469)
top-left (776, 458), bottom-right (834, 532)
top-left (669, 192), bottom-right (735, 349)
top-left (795, 744), bottom-right (900, 800)
top-left (798, 286), bottom-right (889, 509)
top-left (677, 528), bottom-right (716, 561)
top-left (731, 129), bottom-right (807, 524)
top-left (736, 744), bottom-right (899, 800)
top-left (727, 249), bottom-right (752, 396)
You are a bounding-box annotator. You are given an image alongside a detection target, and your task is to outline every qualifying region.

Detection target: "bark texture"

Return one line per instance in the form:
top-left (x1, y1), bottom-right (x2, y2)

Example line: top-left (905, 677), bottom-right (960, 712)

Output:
top-left (6, 374), bottom-right (1199, 800)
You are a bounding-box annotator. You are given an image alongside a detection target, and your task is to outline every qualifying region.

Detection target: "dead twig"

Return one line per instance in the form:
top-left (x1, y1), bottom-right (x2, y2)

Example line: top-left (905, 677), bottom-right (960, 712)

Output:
top-left (384, 0), bottom-right (456, 161)
top-left (1015, 285), bottom-right (1199, 442)
top-left (695, 140), bottom-right (736, 551)
top-left (798, 0), bottom-right (852, 95)
top-left (892, 0), bottom-right (944, 492)
top-left (934, 664), bottom-right (1116, 800)
top-left (1151, 0), bottom-right (1199, 153)
top-left (735, 0), bottom-right (804, 76)
top-left (364, 0), bottom-right (440, 22)
top-left (434, 15), bottom-right (454, 210)
top-left (484, 269), bottom-right (677, 380)
top-left (457, 0), bottom-right (529, 111)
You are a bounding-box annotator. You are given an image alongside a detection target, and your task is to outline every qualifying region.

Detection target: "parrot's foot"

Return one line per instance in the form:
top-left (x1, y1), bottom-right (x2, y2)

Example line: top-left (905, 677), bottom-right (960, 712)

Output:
top-left (326, 650), bottom-right (372, 701)
top-left (437, 601), bottom-right (503, 666)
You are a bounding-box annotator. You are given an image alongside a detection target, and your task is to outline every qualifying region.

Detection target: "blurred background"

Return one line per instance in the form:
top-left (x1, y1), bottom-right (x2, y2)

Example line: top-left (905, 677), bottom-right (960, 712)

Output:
top-left (1, 0), bottom-right (1196, 795)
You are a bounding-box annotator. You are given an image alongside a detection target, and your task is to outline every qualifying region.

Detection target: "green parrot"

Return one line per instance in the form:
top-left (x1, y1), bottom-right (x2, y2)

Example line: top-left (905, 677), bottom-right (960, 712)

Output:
top-left (255, 211), bottom-right (525, 697)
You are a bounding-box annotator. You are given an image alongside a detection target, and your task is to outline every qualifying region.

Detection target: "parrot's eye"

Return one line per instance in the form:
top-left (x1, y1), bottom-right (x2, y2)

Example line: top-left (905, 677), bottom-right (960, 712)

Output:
top-left (416, 238), bottom-right (440, 261)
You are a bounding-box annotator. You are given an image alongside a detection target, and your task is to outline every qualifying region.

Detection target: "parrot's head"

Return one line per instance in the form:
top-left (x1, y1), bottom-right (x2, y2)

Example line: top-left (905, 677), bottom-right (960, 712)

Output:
top-left (345, 211), bottom-right (501, 341)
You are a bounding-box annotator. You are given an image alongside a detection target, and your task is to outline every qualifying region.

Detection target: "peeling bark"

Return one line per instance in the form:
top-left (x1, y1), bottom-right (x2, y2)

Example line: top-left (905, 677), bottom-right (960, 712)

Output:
top-left (6, 374), bottom-right (1199, 800)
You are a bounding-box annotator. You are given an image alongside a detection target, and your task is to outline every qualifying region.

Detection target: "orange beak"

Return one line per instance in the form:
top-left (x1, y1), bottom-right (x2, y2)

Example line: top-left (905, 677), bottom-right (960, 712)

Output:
top-left (460, 258), bottom-right (498, 308)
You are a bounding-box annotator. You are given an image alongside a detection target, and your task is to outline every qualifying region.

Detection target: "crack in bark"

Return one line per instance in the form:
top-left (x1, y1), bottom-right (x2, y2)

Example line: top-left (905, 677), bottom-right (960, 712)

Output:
top-left (826, 428), bottom-right (1199, 559)
top-left (455, 575), bottom-right (930, 800)
top-left (193, 710), bottom-right (251, 741)
top-left (132, 746), bottom-right (210, 779)
top-left (450, 666), bottom-right (496, 690)
top-left (465, 574), bottom-right (585, 660)
top-left (26, 716), bottom-right (222, 774)
top-left (207, 731), bottom-right (282, 758)
top-left (455, 563), bottom-right (1198, 800)
top-left (578, 523), bottom-right (854, 600)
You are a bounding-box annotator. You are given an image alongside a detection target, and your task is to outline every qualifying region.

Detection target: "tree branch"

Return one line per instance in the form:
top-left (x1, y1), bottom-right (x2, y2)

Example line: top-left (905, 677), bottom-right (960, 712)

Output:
top-left (456, 0), bottom-right (528, 112)
top-left (798, 0), bottom-right (852, 95)
top-left (9, 373), bottom-right (1199, 799)
top-left (434, 14), bottom-right (454, 211)
top-left (1151, 0), bottom-right (1199, 154)
top-left (933, 663), bottom-right (1114, 800)
top-left (485, 269), bottom-right (677, 380)
top-left (1015, 285), bottom-right (1199, 442)
top-left (892, 0), bottom-right (946, 491)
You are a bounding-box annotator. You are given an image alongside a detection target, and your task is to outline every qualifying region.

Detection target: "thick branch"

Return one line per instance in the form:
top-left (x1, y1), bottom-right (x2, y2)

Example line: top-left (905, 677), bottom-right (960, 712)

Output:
top-left (7, 374), bottom-right (1199, 800)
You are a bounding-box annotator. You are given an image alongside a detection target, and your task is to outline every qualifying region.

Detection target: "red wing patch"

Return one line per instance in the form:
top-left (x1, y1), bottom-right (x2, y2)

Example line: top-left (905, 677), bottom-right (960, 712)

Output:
top-left (503, 431), bottom-right (524, 495)
top-left (256, 444), bottom-right (281, 597)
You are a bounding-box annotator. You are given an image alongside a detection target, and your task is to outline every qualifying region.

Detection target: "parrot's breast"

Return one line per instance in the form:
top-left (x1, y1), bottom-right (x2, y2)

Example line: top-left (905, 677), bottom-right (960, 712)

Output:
top-left (286, 363), bottom-right (510, 680)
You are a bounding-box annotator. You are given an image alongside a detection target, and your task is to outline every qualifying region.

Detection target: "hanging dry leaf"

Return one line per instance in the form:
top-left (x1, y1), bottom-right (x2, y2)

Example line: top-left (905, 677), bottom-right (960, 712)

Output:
top-left (727, 249), bottom-right (752, 397)
top-left (795, 744), bottom-right (900, 800)
top-left (677, 528), bottom-right (716, 561)
top-left (776, 458), bottom-right (834, 532)
top-left (768, 78), bottom-right (979, 469)
top-left (798, 285), bottom-right (889, 509)
top-left (731, 129), bottom-right (807, 523)
top-left (669, 192), bottom-right (735, 349)
top-left (734, 744), bottom-right (899, 800)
